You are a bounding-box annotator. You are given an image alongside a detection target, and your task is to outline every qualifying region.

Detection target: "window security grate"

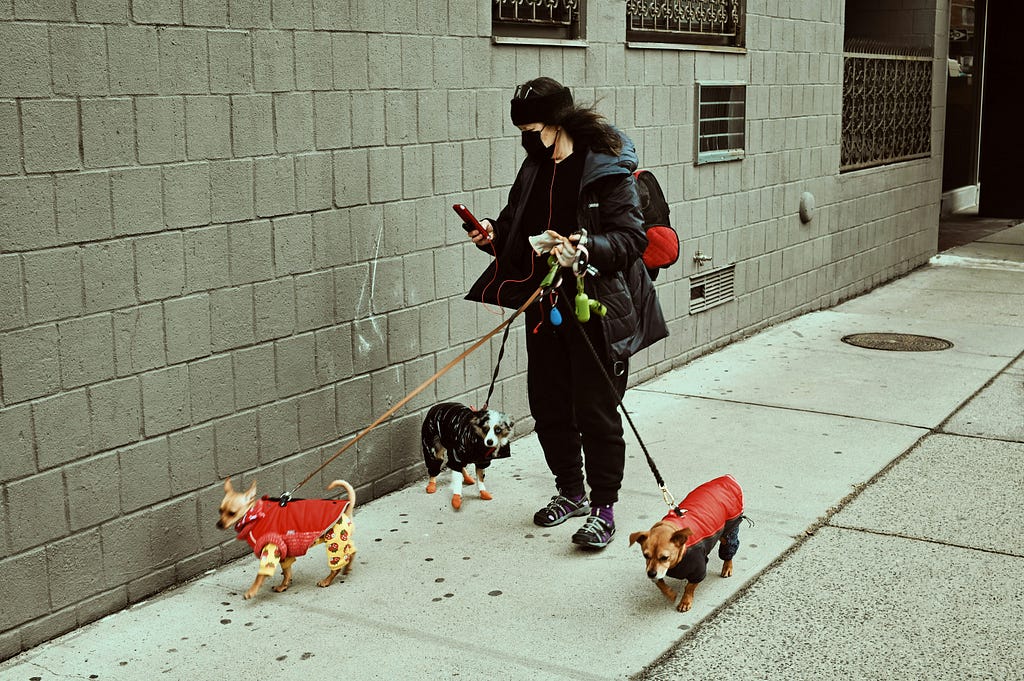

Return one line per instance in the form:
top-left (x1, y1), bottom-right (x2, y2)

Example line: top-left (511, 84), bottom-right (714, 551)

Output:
top-left (689, 264), bottom-right (735, 314)
top-left (841, 42), bottom-right (932, 172)
top-left (696, 83), bottom-right (745, 164)
top-left (626, 0), bottom-right (744, 47)
top-left (494, 0), bottom-right (579, 28)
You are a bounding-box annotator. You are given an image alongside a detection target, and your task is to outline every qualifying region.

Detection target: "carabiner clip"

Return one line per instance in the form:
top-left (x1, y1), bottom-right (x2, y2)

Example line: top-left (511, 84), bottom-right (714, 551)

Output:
top-left (660, 486), bottom-right (676, 509)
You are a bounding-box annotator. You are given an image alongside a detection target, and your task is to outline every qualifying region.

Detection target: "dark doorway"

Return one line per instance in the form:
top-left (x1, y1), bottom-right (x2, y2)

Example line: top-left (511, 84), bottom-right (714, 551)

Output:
top-left (978, 2), bottom-right (1024, 217)
top-left (942, 0), bottom-right (982, 195)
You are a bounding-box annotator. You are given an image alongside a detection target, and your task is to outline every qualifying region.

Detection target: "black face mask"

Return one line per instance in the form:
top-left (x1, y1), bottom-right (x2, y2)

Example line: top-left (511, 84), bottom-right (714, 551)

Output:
top-left (521, 130), bottom-right (553, 159)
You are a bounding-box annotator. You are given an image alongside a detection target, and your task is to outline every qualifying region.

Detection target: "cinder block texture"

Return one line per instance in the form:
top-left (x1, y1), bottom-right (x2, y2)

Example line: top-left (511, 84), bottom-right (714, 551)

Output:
top-left (21, 99), bottom-right (80, 172)
top-left (81, 99), bottom-right (135, 168)
top-left (0, 0), bottom-right (946, 658)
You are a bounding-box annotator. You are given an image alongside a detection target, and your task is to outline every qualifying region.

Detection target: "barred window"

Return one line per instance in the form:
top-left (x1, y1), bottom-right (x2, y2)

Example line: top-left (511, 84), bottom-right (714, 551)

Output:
top-left (627, 0), bottom-right (745, 48)
top-left (696, 82), bottom-right (746, 164)
top-left (841, 41), bottom-right (932, 172)
top-left (493, 0), bottom-right (583, 41)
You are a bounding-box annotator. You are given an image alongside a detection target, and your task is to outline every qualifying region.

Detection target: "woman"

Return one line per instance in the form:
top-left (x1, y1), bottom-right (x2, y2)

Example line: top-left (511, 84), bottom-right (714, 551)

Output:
top-left (464, 77), bottom-right (668, 549)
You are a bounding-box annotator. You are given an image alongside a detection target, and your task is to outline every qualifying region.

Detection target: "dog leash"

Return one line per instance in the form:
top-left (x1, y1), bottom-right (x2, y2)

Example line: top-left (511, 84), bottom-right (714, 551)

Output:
top-left (282, 263), bottom-right (560, 503)
top-left (565, 276), bottom-right (678, 510)
top-left (481, 322), bottom-right (511, 410)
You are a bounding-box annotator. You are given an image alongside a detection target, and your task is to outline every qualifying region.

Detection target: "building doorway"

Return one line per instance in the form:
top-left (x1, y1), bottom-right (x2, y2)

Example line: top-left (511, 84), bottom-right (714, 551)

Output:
top-left (941, 0), bottom-right (985, 214)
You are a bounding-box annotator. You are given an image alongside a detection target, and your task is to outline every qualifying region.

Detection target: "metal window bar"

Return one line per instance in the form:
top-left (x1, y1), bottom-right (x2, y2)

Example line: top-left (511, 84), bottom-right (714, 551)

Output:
top-left (494, 0), bottom-right (579, 26)
top-left (841, 44), bottom-right (932, 172)
top-left (697, 84), bottom-right (745, 163)
top-left (626, 0), bottom-right (743, 46)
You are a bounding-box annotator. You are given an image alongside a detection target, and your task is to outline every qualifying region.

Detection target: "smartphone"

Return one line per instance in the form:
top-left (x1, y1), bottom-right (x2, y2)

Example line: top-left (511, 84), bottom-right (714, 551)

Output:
top-left (453, 203), bottom-right (490, 241)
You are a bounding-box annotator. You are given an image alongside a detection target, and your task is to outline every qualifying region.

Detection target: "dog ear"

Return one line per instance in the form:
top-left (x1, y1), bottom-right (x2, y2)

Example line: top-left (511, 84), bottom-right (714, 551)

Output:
top-left (670, 528), bottom-right (693, 546)
top-left (628, 531), bottom-right (647, 547)
top-left (244, 479), bottom-right (257, 499)
top-left (223, 477), bottom-right (234, 493)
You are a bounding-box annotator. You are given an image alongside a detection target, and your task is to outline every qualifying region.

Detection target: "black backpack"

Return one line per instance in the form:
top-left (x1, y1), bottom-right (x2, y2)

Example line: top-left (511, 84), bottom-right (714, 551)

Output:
top-left (634, 169), bottom-right (679, 281)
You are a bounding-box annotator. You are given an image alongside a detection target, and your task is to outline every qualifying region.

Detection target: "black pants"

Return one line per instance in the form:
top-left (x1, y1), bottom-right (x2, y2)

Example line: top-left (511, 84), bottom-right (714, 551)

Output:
top-left (525, 298), bottom-right (628, 507)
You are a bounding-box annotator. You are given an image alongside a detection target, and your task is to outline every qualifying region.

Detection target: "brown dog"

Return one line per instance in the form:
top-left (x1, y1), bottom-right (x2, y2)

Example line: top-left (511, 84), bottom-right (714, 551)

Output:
top-left (217, 478), bottom-right (356, 599)
top-left (629, 475), bottom-right (743, 612)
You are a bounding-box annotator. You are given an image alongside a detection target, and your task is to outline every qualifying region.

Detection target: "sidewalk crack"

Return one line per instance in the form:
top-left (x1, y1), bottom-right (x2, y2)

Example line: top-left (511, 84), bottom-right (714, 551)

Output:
top-left (826, 523), bottom-right (1024, 559)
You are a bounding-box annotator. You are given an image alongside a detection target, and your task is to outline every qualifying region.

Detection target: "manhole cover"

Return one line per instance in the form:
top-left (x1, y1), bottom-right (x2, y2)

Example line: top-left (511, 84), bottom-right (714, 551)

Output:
top-left (841, 333), bottom-right (953, 352)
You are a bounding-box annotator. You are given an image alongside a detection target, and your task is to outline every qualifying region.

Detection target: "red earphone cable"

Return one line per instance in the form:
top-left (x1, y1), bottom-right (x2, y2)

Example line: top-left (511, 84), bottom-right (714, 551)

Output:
top-left (484, 156), bottom-right (558, 313)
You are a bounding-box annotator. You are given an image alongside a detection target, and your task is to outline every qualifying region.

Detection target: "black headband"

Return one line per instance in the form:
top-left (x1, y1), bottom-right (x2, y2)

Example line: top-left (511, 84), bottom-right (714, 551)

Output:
top-left (509, 87), bottom-right (573, 126)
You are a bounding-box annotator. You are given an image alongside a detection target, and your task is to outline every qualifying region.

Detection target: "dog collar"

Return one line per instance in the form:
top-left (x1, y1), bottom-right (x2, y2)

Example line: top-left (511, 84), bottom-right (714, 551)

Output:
top-left (234, 502), bottom-right (265, 534)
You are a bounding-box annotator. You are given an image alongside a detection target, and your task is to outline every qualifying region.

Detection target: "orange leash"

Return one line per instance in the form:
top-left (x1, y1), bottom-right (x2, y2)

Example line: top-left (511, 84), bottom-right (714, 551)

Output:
top-left (283, 284), bottom-right (546, 500)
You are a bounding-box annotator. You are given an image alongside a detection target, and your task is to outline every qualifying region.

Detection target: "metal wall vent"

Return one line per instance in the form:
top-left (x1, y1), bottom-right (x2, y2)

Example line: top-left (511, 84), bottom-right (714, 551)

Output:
top-left (689, 264), bottom-right (735, 314)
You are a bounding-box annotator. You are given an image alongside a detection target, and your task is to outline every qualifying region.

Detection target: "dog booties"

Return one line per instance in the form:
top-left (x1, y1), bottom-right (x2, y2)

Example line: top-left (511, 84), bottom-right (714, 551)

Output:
top-left (661, 475), bottom-right (743, 583)
top-left (235, 496), bottom-right (351, 561)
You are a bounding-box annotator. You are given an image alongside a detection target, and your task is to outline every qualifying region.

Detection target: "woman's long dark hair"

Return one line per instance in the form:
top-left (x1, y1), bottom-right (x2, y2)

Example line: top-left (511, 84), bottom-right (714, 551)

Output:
top-left (519, 77), bottom-right (623, 156)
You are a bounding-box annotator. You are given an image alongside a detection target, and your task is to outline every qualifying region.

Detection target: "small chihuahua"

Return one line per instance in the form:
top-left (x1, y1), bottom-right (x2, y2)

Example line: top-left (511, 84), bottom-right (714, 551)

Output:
top-left (629, 475), bottom-right (744, 612)
top-left (217, 477), bottom-right (356, 599)
top-left (421, 402), bottom-right (513, 510)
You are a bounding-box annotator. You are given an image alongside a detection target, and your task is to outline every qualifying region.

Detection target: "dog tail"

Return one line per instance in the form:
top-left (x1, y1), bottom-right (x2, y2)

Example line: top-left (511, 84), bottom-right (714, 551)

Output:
top-left (327, 479), bottom-right (356, 513)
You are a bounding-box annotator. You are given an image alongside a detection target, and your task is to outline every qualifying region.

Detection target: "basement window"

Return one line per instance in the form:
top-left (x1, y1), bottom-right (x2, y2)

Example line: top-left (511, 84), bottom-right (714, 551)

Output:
top-left (696, 82), bottom-right (746, 164)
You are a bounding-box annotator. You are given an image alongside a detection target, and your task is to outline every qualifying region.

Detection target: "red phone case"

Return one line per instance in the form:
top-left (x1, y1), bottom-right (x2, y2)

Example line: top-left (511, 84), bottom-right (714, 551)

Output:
top-left (453, 204), bottom-right (489, 240)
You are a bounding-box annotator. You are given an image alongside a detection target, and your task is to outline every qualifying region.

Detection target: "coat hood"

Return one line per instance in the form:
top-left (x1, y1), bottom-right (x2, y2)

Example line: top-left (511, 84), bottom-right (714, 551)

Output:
top-left (580, 129), bottom-right (637, 189)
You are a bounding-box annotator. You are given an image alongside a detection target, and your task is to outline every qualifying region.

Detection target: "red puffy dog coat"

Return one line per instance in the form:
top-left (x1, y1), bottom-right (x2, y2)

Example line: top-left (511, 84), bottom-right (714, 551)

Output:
top-left (661, 474), bottom-right (744, 583)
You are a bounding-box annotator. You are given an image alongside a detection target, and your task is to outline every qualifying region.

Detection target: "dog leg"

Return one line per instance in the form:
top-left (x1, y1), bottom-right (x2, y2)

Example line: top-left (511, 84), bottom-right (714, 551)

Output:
top-left (425, 442), bottom-right (444, 493)
top-left (318, 569), bottom-right (341, 588)
top-left (247, 543), bottom-right (283, 599)
top-left (677, 582), bottom-right (698, 612)
top-left (476, 465), bottom-right (492, 500)
top-left (450, 469), bottom-right (464, 510)
top-left (721, 559), bottom-right (733, 578)
top-left (655, 579), bottom-right (677, 603)
top-left (244, 573), bottom-right (268, 600)
top-left (461, 467), bottom-right (476, 485)
top-left (273, 557), bottom-right (296, 593)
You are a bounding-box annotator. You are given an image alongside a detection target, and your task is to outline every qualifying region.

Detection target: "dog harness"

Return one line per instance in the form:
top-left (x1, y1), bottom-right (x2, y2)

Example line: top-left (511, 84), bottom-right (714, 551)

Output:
top-left (235, 496), bottom-right (351, 561)
top-left (661, 475), bottom-right (744, 583)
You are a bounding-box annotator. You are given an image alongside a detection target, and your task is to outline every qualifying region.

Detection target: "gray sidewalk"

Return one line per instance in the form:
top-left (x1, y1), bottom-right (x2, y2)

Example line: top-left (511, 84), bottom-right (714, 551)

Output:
top-left (2, 224), bottom-right (1022, 681)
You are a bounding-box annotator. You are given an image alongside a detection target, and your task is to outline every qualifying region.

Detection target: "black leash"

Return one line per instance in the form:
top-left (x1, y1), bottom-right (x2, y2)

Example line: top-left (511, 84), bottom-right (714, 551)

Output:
top-left (482, 322), bottom-right (512, 410)
top-left (564, 291), bottom-right (677, 509)
top-left (479, 257), bottom-right (676, 507)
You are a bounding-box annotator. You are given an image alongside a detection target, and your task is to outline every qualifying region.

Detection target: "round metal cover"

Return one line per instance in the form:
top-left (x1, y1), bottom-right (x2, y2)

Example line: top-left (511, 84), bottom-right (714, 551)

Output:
top-left (841, 333), bottom-right (953, 352)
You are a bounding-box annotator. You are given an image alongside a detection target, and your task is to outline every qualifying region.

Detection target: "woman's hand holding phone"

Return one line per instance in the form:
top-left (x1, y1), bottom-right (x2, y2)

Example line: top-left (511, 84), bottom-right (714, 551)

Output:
top-left (453, 204), bottom-right (493, 245)
top-left (470, 218), bottom-right (494, 246)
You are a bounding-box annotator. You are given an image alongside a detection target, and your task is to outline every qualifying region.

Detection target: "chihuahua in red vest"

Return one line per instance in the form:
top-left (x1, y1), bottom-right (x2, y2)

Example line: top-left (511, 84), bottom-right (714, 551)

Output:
top-left (217, 477), bottom-right (356, 599)
top-left (629, 475), bottom-right (744, 612)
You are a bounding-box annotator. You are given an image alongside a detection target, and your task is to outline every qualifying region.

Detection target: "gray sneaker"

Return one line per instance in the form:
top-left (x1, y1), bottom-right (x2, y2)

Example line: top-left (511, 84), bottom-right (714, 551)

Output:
top-left (533, 493), bottom-right (589, 527)
top-left (571, 513), bottom-right (615, 549)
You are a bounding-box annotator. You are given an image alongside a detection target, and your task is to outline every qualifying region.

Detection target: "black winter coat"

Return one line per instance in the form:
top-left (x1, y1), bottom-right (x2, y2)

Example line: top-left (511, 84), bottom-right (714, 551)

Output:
top-left (466, 132), bottom-right (668, 363)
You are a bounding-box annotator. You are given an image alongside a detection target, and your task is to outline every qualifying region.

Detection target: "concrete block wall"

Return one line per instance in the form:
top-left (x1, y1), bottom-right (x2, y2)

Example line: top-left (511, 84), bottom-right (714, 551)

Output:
top-left (0, 0), bottom-right (943, 657)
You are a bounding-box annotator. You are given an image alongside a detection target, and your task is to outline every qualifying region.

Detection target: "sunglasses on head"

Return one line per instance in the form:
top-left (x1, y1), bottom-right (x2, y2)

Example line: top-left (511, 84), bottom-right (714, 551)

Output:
top-left (513, 84), bottom-right (535, 100)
